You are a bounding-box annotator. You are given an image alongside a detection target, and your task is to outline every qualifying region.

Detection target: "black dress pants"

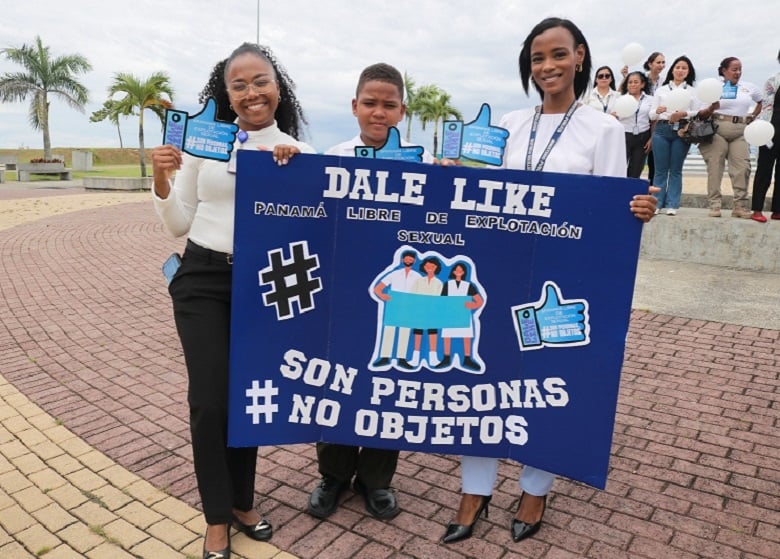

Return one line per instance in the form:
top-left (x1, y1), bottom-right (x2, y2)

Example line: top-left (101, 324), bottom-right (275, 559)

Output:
top-left (316, 443), bottom-right (399, 490)
top-left (169, 241), bottom-right (257, 524)
top-left (751, 143), bottom-right (780, 212)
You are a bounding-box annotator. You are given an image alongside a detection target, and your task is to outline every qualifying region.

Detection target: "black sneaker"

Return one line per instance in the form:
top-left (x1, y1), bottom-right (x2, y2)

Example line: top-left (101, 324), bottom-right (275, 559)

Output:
top-left (396, 358), bottom-right (415, 370)
top-left (462, 356), bottom-right (482, 371)
top-left (307, 477), bottom-right (349, 519)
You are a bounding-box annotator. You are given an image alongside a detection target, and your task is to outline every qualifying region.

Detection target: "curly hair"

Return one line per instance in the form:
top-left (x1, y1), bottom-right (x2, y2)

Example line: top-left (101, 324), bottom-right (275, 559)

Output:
top-left (198, 43), bottom-right (307, 140)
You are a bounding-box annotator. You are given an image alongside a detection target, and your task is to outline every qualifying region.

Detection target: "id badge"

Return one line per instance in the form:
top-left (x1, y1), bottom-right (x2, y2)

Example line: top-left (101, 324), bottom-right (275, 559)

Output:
top-left (721, 83), bottom-right (738, 100)
top-left (633, 125), bottom-right (639, 135)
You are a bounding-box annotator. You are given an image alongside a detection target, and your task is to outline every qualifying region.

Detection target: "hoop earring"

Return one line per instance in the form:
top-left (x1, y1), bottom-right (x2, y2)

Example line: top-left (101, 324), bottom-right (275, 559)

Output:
top-left (576, 63), bottom-right (583, 72)
top-left (229, 104), bottom-right (234, 111)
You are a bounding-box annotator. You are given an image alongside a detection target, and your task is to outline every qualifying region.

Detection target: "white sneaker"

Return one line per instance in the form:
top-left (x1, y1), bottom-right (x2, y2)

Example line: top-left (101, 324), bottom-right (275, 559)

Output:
top-left (666, 209), bottom-right (677, 216)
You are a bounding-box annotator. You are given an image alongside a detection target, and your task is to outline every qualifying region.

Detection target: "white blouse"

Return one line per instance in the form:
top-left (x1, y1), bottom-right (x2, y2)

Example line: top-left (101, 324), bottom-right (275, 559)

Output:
top-left (154, 122), bottom-right (315, 253)
top-left (498, 105), bottom-right (626, 177)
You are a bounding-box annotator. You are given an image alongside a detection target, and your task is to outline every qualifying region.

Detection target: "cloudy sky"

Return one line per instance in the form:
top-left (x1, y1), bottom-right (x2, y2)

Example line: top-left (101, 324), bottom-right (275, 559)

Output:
top-left (1, 0), bottom-right (777, 153)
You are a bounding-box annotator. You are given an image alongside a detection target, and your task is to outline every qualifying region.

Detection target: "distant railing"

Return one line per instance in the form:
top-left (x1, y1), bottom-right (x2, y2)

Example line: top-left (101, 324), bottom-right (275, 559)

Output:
top-left (682, 150), bottom-right (758, 175)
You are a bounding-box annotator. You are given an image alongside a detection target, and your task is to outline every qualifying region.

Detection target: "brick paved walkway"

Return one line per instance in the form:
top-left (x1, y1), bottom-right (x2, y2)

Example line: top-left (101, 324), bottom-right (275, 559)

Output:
top-left (0, 195), bottom-right (778, 558)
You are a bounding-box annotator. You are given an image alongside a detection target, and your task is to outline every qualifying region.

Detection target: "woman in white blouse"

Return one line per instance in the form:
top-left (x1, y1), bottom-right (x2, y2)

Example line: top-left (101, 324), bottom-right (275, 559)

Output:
top-left (697, 57), bottom-right (763, 218)
top-left (648, 55), bottom-right (700, 216)
top-left (618, 71), bottom-right (654, 177)
top-left (587, 65), bottom-right (618, 114)
top-left (441, 16), bottom-right (658, 547)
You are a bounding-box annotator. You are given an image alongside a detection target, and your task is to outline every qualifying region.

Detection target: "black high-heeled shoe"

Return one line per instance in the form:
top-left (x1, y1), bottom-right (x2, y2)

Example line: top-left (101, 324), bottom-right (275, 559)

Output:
top-left (442, 494), bottom-right (491, 543)
top-left (511, 492), bottom-right (546, 542)
top-left (202, 523), bottom-right (231, 559)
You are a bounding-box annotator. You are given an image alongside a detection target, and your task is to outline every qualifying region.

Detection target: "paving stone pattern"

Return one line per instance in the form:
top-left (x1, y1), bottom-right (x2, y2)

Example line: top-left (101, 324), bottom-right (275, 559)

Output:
top-left (0, 200), bottom-right (777, 558)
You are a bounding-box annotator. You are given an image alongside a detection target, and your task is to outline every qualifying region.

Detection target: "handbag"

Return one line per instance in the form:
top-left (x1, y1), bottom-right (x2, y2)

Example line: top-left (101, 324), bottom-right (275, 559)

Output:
top-left (678, 116), bottom-right (718, 144)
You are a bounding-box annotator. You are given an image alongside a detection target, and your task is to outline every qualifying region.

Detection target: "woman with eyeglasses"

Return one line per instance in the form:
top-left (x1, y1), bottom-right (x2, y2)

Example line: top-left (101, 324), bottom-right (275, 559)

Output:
top-left (151, 43), bottom-right (315, 559)
top-left (587, 66), bottom-right (618, 114)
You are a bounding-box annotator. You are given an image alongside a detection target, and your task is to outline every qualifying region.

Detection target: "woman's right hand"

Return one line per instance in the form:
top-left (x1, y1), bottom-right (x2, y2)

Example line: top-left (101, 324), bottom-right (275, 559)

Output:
top-left (151, 145), bottom-right (182, 199)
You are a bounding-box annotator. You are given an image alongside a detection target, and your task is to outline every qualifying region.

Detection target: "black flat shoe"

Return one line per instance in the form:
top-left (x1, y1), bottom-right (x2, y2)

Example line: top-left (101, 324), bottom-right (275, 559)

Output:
top-left (203, 524), bottom-right (230, 559)
top-left (203, 548), bottom-right (230, 559)
top-left (353, 478), bottom-right (400, 519)
top-left (232, 515), bottom-right (273, 541)
top-left (442, 494), bottom-right (491, 543)
top-left (511, 493), bottom-right (546, 542)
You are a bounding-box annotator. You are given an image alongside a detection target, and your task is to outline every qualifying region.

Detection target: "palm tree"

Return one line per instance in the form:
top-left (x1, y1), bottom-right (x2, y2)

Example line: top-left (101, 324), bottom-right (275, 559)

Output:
top-left (403, 72), bottom-right (418, 142)
top-left (90, 99), bottom-right (132, 148)
top-left (105, 72), bottom-right (173, 176)
top-left (417, 88), bottom-right (462, 157)
top-left (0, 36), bottom-right (91, 160)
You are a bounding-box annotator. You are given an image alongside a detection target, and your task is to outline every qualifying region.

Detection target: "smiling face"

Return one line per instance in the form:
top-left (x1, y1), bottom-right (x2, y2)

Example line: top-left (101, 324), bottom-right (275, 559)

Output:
top-left (530, 26), bottom-right (585, 107)
top-left (722, 59), bottom-right (742, 85)
top-left (225, 52), bottom-right (280, 131)
top-left (352, 80), bottom-right (405, 148)
top-left (627, 74), bottom-right (645, 96)
top-left (672, 60), bottom-right (690, 84)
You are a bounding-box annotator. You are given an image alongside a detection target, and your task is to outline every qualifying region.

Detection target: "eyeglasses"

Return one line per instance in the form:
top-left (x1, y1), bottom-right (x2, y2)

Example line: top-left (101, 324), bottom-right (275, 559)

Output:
top-left (227, 78), bottom-right (277, 97)
top-left (596, 73), bottom-right (612, 80)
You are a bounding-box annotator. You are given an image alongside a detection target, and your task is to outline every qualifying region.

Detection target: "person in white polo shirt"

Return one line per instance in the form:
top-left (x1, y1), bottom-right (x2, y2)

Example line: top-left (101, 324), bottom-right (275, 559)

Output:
top-left (697, 57), bottom-right (763, 218)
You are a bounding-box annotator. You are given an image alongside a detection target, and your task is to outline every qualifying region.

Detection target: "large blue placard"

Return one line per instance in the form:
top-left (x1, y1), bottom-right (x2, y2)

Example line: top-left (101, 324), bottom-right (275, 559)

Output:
top-left (228, 151), bottom-right (647, 489)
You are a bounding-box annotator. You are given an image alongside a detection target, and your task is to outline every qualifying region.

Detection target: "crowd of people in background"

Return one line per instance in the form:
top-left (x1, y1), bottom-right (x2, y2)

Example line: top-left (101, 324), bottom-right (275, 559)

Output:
top-left (587, 49), bottom-right (779, 222)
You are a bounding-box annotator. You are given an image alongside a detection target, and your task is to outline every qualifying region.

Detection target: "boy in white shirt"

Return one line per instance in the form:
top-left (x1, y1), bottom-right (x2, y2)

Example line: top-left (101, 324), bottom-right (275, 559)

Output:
top-left (308, 63), bottom-right (431, 521)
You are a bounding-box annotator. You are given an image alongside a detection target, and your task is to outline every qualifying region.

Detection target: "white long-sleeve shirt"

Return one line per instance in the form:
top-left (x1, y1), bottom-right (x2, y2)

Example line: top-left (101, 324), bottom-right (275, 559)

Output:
top-left (153, 122), bottom-right (315, 253)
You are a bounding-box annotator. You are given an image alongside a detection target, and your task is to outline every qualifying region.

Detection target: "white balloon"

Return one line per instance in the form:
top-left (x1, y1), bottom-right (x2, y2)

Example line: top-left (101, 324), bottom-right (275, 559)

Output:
top-left (696, 78), bottom-right (722, 104)
top-left (622, 43), bottom-right (645, 66)
top-left (665, 88), bottom-right (691, 112)
top-left (744, 120), bottom-right (775, 146)
top-left (613, 95), bottom-right (639, 119)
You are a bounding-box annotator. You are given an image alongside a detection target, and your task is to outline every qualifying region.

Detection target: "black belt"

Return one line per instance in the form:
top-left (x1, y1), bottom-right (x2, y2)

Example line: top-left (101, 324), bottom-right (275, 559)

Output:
top-left (186, 239), bottom-right (233, 265)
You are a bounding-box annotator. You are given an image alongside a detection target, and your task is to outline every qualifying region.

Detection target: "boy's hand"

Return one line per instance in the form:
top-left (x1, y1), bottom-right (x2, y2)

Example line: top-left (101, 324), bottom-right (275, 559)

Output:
top-left (434, 157), bottom-right (462, 166)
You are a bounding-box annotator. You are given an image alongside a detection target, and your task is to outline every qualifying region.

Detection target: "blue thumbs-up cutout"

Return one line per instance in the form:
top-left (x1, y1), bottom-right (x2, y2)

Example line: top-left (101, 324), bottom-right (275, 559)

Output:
top-left (512, 281), bottom-right (590, 351)
top-left (355, 127), bottom-right (424, 162)
top-left (163, 97), bottom-right (239, 162)
top-left (443, 104), bottom-right (509, 166)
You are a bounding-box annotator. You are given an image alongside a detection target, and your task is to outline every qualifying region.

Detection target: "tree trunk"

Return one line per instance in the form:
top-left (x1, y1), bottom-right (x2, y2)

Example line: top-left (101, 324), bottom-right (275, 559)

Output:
top-left (138, 112), bottom-right (146, 177)
top-left (42, 98), bottom-right (52, 160)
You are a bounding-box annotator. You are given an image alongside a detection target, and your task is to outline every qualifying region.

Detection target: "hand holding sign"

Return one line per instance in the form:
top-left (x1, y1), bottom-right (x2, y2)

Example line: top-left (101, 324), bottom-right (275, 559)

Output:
top-left (163, 97), bottom-right (239, 162)
top-left (355, 127), bottom-right (424, 162)
top-left (444, 104), bottom-right (509, 165)
top-left (512, 281), bottom-right (590, 350)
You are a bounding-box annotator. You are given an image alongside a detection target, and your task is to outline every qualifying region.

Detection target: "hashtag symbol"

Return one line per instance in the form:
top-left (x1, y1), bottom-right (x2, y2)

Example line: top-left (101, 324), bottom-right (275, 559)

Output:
top-left (245, 380), bottom-right (279, 424)
top-left (258, 241), bottom-right (322, 320)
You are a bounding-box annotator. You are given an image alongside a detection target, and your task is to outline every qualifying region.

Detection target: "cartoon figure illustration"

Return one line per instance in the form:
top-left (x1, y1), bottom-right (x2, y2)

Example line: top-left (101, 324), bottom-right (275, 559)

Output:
top-left (410, 256), bottom-right (444, 368)
top-left (371, 250), bottom-right (421, 370)
top-left (437, 261), bottom-right (484, 372)
top-left (370, 248), bottom-right (485, 373)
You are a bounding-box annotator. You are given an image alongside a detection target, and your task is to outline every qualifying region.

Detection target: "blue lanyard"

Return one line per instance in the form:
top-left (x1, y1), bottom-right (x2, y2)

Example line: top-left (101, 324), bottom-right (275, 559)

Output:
top-left (526, 100), bottom-right (579, 171)
top-left (634, 94), bottom-right (645, 125)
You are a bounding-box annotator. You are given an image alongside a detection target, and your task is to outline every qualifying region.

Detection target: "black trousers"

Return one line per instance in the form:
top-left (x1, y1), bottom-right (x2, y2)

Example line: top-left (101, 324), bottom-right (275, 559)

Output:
top-left (626, 130), bottom-right (652, 179)
top-left (751, 143), bottom-right (780, 212)
top-left (169, 241), bottom-right (257, 524)
top-left (316, 443), bottom-right (398, 489)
